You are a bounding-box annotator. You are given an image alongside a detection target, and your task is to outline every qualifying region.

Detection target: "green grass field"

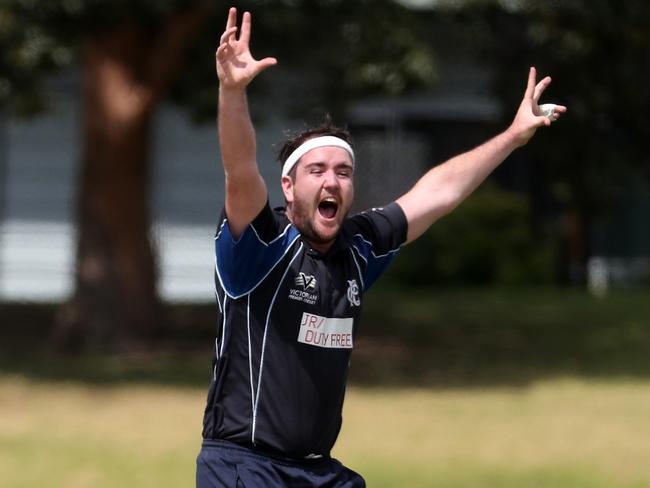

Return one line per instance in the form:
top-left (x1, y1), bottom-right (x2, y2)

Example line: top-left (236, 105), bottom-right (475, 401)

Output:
top-left (2, 287), bottom-right (650, 487)
top-left (2, 376), bottom-right (650, 487)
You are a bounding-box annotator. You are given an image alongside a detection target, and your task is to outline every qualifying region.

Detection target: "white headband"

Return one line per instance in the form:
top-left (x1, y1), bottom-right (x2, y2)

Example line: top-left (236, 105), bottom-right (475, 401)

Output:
top-left (281, 136), bottom-right (355, 177)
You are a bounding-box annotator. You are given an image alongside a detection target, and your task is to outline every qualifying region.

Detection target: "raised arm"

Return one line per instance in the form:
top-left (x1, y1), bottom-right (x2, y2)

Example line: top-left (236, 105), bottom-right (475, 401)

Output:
top-left (216, 8), bottom-right (277, 237)
top-left (396, 67), bottom-right (567, 244)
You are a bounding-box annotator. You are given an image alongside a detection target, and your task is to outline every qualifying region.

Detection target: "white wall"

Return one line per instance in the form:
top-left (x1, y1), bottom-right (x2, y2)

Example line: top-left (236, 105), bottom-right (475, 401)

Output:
top-left (0, 76), bottom-right (286, 303)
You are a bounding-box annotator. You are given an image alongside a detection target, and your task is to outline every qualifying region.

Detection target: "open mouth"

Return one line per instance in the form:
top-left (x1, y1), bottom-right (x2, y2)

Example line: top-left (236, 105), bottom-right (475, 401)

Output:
top-left (318, 198), bottom-right (339, 220)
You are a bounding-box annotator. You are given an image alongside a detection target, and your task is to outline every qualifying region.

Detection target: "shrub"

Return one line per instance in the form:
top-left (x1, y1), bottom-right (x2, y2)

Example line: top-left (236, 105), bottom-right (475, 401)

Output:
top-left (388, 186), bottom-right (556, 286)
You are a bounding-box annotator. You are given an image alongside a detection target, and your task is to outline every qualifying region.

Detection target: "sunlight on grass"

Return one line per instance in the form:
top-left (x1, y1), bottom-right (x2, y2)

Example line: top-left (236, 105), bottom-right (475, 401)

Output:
top-left (0, 377), bottom-right (204, 488)
top-left (2, 375), bottom-right (650, 487)
top-left (335, 380), bottom-right (650, 487)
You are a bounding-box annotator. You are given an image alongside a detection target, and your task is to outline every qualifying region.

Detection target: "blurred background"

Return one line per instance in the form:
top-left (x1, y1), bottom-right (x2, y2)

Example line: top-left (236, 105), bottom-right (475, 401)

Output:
top-left (1, 0), bottom-right (649, 486)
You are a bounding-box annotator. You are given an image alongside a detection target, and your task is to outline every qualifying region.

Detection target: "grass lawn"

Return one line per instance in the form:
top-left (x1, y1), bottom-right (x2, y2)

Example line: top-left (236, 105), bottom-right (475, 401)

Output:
top-left (337, 381), bottom-right (650, 487)
top-left (2, 375), bottom-right (650, 487)
top-left (2, 287), bottom-right (650, 486)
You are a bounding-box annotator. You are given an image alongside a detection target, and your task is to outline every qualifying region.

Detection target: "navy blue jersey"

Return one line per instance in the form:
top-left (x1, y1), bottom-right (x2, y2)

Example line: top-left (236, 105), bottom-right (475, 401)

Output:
top-left (202, 202), bottom-right (407, 459)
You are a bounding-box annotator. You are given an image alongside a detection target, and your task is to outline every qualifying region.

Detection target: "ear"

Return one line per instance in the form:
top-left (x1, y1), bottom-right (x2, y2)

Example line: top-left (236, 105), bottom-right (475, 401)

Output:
top-left (281, 175), bottom-right (294, 204)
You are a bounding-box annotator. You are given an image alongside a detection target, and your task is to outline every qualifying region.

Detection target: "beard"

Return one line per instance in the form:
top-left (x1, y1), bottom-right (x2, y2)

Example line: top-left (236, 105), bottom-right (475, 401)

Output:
top-left (290, 196), bottom-right (350, 246)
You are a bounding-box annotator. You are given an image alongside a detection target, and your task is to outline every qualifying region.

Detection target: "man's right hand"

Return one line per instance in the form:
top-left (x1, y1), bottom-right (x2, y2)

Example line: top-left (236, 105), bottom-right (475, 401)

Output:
top-left (216, 8), bottom-right (277, 90)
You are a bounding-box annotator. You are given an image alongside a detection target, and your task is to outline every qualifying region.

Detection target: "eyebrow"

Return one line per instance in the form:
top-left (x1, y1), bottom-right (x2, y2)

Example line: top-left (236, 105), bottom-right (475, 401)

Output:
top-left (303, 161), bottom-right (353, 171)
top-left (304, 161), bottom-right (326, 169)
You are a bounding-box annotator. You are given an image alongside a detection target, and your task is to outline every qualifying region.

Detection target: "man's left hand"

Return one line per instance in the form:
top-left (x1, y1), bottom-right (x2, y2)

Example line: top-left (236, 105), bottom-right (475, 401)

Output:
top-left (507, 67), bottom-right (567, 147)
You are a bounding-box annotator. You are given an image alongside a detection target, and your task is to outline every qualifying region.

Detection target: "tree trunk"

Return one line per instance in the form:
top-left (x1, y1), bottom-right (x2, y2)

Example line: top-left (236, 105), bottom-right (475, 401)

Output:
top-left (54, 10), bottom-right (207, 350)
top-left (55, 33), bottom-right (158, 350)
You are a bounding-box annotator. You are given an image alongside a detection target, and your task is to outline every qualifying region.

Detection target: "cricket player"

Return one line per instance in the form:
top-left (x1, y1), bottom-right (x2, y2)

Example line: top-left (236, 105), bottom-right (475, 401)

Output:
top-left (196, 7), bottom-right (566, 487)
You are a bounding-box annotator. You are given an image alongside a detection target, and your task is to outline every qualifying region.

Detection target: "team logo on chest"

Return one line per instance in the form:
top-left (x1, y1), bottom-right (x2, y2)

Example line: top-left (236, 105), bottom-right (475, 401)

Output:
top-left (346, 279), bottom-right (361, 307)
top-left (295, 272), bottom-right (317, 291)
top-left (288, 272), bottom-right (319, 305)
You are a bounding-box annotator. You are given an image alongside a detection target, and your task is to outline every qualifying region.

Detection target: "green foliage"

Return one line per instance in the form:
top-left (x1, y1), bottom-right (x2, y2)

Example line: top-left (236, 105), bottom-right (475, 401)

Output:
top-left (0, 0), bottom-right (215, 115)
top-left (0, 4), bottom-right (70, 114)
top-left (453, 0), bottom-right (650, 212)
top-left (389, 185), bottom-right (556, 286)
top-left (174, 0), bottom-right (437, 121)
top-left (1, 0), bottom-right (436, 120)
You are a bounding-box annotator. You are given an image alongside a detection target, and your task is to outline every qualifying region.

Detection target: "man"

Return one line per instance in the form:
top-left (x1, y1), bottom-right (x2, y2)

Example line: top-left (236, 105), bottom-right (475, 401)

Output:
top-left (197, 7), bottom-right (566, 487)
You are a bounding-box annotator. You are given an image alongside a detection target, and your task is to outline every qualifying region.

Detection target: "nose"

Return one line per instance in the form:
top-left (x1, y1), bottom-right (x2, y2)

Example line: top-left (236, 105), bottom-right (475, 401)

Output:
top-left (323, 169), bottom-right (340, 190)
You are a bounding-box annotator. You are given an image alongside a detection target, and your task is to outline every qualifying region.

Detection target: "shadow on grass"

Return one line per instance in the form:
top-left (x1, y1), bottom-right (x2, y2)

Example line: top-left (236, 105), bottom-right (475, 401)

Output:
top-left (0, 303), bottom-right (215, 388)
top-left (352, 286), bottom-right (650, 388)
top-left (2, 286), bottom-right (650, 389)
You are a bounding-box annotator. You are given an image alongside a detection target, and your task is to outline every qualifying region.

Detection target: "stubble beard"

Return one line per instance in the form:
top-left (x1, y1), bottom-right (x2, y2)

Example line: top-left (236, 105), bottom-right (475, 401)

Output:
top-left (290, 197), bottom-right (349, 247)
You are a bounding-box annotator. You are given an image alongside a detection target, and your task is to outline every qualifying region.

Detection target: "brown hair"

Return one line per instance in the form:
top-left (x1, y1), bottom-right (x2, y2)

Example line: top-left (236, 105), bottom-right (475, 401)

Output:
top-left (277, 115), bottom-right (353, 177)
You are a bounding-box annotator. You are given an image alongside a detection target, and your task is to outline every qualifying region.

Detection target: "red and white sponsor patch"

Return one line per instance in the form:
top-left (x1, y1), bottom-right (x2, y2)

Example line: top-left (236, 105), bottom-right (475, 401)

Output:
top-left (297, 312), bottom-right (353, 349)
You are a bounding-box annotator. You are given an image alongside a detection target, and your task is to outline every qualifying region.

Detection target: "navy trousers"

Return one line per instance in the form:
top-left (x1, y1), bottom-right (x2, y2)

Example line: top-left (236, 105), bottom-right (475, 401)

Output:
top-left (196, 440), bottom-right (365, 488)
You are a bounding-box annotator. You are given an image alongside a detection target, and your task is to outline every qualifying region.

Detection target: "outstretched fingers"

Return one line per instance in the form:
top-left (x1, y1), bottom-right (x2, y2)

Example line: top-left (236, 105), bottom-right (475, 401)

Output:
top-left (524, 67), bottom-right (537, 99)
top-left (239, 11), bottom-right (252, 46)
top-left (224, 7), bottom-right (237, 32)
top-left (513, 67), bottom-right (567, 144)
top-left (216, 7), bottom-right (277, 87)
top-left (533, 76), bottom-right (552, 102)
